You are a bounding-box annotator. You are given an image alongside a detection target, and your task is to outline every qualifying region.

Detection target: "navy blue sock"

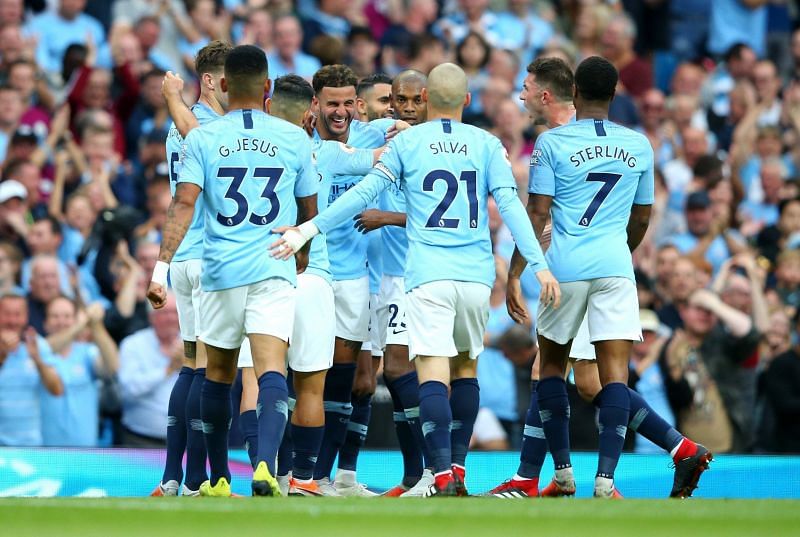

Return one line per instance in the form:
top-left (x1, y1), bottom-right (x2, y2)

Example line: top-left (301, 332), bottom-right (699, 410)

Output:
top-left (314, 363), bottom-right (356, 480)
top-left (537, 377), bottom-right (572, 470)
top-left (162, 366), bottom-right (193, 484)
top-left (418, 380), bottom-right (452, 474)
top-left (625, 387), bottom-right (683, 452)
top-left (239, 410), bottom-right (258, 469)
top-left (184, 368), bottom-right (207, 490)
top-left (392, 371), bottom-right (431, 468)
top-left (386, 376), bottom-right (423, 486)
top-left (277, 372), bottom-right (295, 476)
top-left (596, 382), bottom-right (630, 479)
top-left (517, 380), bottom-right (547, 479)
top-left (449, 378), bottom-right (479, 468)
top-left (256, 371), bottom-right (289, 475)
top-left (337, 394), bottom-right (371, 472)
top-left (292, 424), bottom-right (324, 481)
top-left (201, 378), bottom-right (232, 484)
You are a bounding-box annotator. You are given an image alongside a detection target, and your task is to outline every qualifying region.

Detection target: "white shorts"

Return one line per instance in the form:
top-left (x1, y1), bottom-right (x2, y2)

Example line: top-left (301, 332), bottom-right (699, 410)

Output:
top-left (332, 276), bottom-right (370, 343)
top-left (363, 293), bottom-right (383, 357)
top-left (569, 313), bottom-right (595, 361)
top-left (288, 274), bottom-right (335, 372)
top-left (199, 278), bottom-right (296, 350)
top-left (238, 337), bottom-right (253, 368)
top-left (170, 259), bottom-right (202, 342)
top-left (537, 277), bottom-right (642, 348)
top-left (380, 275), bottom-right (408, 348)
top-left (406, 280), bottom-right (490, 360)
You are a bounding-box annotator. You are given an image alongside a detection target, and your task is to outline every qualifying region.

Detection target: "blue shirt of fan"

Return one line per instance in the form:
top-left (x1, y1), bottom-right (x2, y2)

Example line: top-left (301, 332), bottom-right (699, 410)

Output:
top-left (178, 109), bottom-right (318, 291)
top-left (167, 103), bottom-right (220, 263)
top-left (370, 118), bottom-right (408, 279)
top-left (319, 120), bottom-right (384, 281)
top-left (310, 139), bottom-right (374, 283)
top-left (529, 118), bottom-right (655, 283)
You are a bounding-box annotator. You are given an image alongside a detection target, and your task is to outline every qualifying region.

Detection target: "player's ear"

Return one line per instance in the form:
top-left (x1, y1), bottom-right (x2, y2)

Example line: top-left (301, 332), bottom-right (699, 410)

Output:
top-left (265, 97), bottom-right (272, 114)
top-left (464, 92), bottom-right (471, 108)
top-left (421, 87), bottom-right (428, 103)
top-left (220, 76), bottom-right (228, 94)
top-left (356, 97), bottom-right (366, 118)
top-left (263, 78), bottom-right (272, 98)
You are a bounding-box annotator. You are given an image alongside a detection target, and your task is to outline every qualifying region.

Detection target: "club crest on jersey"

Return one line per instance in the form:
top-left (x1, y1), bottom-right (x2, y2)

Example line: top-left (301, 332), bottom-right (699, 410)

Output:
top-left (530, 149), bottom-right (541, 166)
top-left (338, 142), bottom-right (356, 154)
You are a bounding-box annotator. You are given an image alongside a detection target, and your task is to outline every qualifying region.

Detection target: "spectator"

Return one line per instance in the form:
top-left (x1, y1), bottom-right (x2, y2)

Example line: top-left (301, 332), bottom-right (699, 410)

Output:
top-left (755, 198), bottom-right (800, 265)
top-left (406, 33), bottom-right (447, 75)
top-left (772, 249), bottom-right (800, 312)
top-left (455, 31), bottom-right (491, 115)
top-left (703, 43), bottom-right (757, 128)
top-left (118, 291), bottom-right (181, 447)
top-left (0, 293), bottom-right (63, 446)
top-left (41, 297), bottom-right (118, 446)
top-left (25, 0), bottom-right (107, 75)
top-left (661, 126), bottom-right (709, 199)
top-left (751, 59), bottom-right (782, 127)
top-left (238, 7), bottom-right (273, 53)
top-left (707, 0), bottom-right (767, 59)
top-left (347, 26), bottom-right (379, 80)
top-left (301, 0), bottom-right (352, 52)
top-left (26, 254), bottom-right (62, 334)
top-left (738, 158), bottom-right (788, 235)
top-left (495, 0), bottom-right (555, 59)
top-left (103, 241), bottom-right (148, 343)
top-left (601, 12), bottom-right (653, 99)
top-left (637, 88), bottom-right (674, 168)
top-left (0, 179), bottom-right (29, 248)
top-left (132, 15), bottom-right (172, 73)
top-left (572, 2), bottom-right (612, 61)
top-left (663, 288), bottom-right (759, 452)
top-left (657, 255), bottom-right (702, 330)
top-left (268, 14), bottom-right (322, 83)
top-left (629, 309), bottom-right (674, 454)
top-left (762, 312), bottom-right (800, 453)
top-left (433, 0), bottom-right (504, 50)
top-left (0, 241), bottom-right (22, 296)
top-left (0, 85), bottom-right (25, 163)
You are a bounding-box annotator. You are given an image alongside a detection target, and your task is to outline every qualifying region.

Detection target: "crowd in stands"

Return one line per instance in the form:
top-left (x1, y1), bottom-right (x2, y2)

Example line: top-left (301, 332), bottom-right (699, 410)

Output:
top-left (0, 0), bottom-right (798, 455)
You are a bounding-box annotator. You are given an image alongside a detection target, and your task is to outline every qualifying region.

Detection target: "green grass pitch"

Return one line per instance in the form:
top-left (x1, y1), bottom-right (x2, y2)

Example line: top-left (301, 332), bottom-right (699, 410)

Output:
top-left (1, 498), bottom-right (798, 537)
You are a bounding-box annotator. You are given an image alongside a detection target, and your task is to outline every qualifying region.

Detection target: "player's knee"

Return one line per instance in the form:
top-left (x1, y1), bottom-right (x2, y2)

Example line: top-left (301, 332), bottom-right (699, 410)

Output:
top-left (383, 347), bottom-right (413, 380)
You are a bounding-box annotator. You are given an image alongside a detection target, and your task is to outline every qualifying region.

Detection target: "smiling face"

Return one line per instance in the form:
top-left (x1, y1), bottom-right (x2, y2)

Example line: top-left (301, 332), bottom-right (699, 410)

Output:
top-left (316, 85), bottom-right (357, 139)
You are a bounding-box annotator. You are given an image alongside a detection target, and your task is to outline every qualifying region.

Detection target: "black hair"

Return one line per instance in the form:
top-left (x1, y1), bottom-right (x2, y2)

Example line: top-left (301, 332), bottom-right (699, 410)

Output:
top-left (526, 57), bottom-right (574, 102)
top-left (357, 73), bottom-right (393, 97)
top-left (348, 26), bottom-right (375, 45)
top-left (455, 31), bottom-right (491, 70)
top-left (778, 196), bottom-right (800, 216)
top-left (574, 56), bottom-right (618, 102)
top-left (273, 74), bottom-right (315, 104)
top-left (312, 64), bottom-right (357, 94)
top-left (724, 43), bottom-right (752, 64)
top-left (224, 44), bottom-right (268, 98)
top-left (33, 214), bottom-right (62, 237)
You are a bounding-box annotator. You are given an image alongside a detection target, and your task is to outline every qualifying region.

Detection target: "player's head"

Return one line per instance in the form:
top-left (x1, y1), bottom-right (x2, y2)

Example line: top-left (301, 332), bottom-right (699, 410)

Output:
top-left (392, 69), bottom-right (427, 125)
top-left (356, 73), bottom-right (393, 121)
top-left (268, 74), bottom-right (315, 129)
top-left (195, 40), bottom-right (233, 110)
top-left (423, 63), bottom-right (469, 114)
top-left (221, 44), bottom-right (271, 107)
top-left (312, 64), bottom-right (358, 139)
top-left (573, 56), bottom-right (617, 110)
top-left (521, 57), bottom-right (573, 120)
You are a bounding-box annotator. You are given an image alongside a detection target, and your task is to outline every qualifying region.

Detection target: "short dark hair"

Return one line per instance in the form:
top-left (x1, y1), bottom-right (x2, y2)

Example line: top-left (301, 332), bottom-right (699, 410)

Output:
top-left (141, 68), bottom-right (167, 82)
top-left (195, 40), bottom-right (233, 76)
top-left (33, 214), bottom-right (62, 237)
top-left (778, 196), bottom-right (800, 216)
top-left (526, 57), bottom-right (574, 102)
top-left (2, 158), bottom-right (34, 181)
top-left (408, 33), bottom-right (442, 61)
top-left (574, 56), bottom-right (618, 102)
top-left (224, 44), bottom-right (268, 99)
top-left (312, 64), bottom-right (358, 94)
top-left (455, 31), bottom-right (491, 69)
top-left (725, 43), bottom-right (752, 63)
top-left (348, 26), bottom-right (375, 45)
top-left (273, 74), bottom-right (315, 105)
top-left (357, 73), bottom-right (392, 97)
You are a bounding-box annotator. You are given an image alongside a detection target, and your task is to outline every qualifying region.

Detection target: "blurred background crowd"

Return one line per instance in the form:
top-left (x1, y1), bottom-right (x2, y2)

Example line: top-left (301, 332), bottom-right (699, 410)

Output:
top-left (0, 0), bottom-right (798, 455)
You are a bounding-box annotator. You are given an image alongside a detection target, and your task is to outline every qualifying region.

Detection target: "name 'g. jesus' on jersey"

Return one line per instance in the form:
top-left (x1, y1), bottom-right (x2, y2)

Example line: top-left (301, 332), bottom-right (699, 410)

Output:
top-left (178, 109), bottom-right (318, 291)
top-left (529, 118), bottom-right (654, 283)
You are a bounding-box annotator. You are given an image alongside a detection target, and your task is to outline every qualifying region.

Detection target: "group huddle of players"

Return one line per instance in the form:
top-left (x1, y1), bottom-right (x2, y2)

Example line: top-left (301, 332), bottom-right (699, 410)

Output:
top-left (146, 40), bottom-right (713, 499)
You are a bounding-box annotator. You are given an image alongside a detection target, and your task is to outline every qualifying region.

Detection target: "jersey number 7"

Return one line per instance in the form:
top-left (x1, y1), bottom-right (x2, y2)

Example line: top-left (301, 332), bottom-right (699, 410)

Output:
top-left (216, 167), bottom-right (283, 227)
top-left (423, 169), bottom-right (479, 229)
top-left (578, 172), bottom-right (622, 227)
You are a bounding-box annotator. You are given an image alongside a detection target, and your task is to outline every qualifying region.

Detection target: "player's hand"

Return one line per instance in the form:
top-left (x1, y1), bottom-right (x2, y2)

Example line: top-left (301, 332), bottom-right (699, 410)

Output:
top-left (385, 120), bottom-right (411, 141)
top-left (270, 226), bottom-right (305, 260)
top-left (147, 282), bottom-right (167, 309)
top-left (295, 248), bottom-right (309, 275)
top-left (162, 71), bottom-right (184, 101)
top-left (506, 276), bottom-right (529, 324)
top-left (353, 210), bottom-right (385, 233)
top-left (536, 269), bottom-right (560, 309)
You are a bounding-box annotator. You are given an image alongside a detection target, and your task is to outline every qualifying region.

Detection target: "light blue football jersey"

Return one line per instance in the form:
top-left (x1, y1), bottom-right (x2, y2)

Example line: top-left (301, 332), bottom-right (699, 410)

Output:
top-left (528, 118), bottom-right (655, 283)
top-left (370, 118), bottom-right (408, 279)
top-left (167, 103), bottom-right (219, 262)
top-left (178, 109), bottom-right (318, 291)
top-left (314, 119), bottom-right (547, 292)
top-left (321, 120), bottom-right (385, 281)
top-left (309, 139), bottom-right (375, 283)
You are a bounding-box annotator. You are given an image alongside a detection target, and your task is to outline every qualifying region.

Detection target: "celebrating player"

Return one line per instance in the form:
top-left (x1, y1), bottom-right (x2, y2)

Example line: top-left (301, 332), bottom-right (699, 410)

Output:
top-left (272, 62), bottom-right (559, 497)
top-left (148, 45), bottom-right (319, 497)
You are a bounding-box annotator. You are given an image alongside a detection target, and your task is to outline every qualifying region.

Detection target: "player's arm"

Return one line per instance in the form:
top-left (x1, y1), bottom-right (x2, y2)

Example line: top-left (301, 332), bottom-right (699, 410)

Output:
top-left (162, 71), bottom-right (199, 138)
top-left (354, 210), bottom-right (406, 233)
top-left (627, 204), bottom-right (651, 252)
top-left (294, 194), bottom-right (318, 274)
top-left (272, 170), bottom-right (392, 259)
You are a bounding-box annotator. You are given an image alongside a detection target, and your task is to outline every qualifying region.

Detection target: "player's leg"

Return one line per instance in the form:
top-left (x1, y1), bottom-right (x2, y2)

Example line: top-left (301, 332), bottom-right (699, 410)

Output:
top-left (314, 276), bottom-right (368, 482)
top-left (276, 368), bottom-right (294, 496)
top-left (407, 281), bottom-right (460, 497)
top-left (153, 260), bottom-right (198, 496)
top-left (535, 281), bottom-right (589, 497)
top-left (237, 345), bottom-right (259, 469)
top-left (287, 273), bottom-right (335, 496)
top-left (183, 340), bottom-right (208, 495)
top-left (246, 278), bottom-right (295, 497)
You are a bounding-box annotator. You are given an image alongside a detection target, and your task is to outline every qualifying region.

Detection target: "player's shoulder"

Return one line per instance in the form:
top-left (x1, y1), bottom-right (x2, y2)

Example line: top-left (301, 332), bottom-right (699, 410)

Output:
top-left (351, 120), bottom-right (385, 145)
top-left (369, 117), bottom-right (395, 135)
top-left (606, 121), bottom-right (650, 145)
top-left (192, 102), bottom-right (220, 125)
